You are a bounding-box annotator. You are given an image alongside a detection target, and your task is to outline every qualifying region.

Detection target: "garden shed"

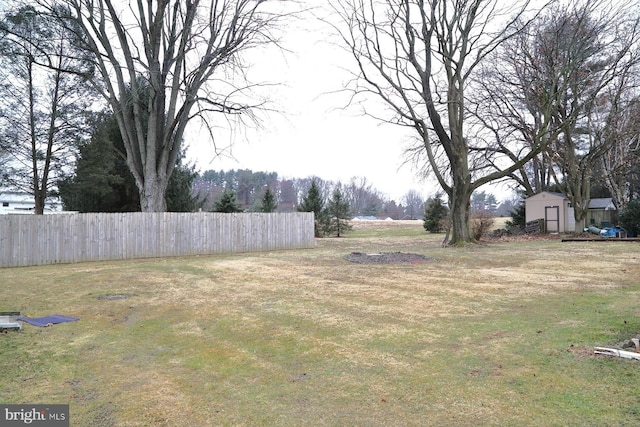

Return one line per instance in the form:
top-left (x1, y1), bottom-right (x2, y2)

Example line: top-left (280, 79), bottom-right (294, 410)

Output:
top-left (585, 197), bottom-right (617, 228)
top-left (525, 192), bottom-right (618, 233)
top-left (525, 192), bottom-right (573, 233)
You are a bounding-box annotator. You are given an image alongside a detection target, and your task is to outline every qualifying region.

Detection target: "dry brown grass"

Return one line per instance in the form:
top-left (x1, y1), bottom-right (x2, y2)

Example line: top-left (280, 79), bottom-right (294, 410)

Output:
top-left (2, 224), bottom-right (640, 425)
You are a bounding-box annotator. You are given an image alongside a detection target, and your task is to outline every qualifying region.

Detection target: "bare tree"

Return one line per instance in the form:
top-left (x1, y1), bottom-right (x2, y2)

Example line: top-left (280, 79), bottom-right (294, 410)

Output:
top-left (402, 189), bottom-right (424, 220)
top-left (329, 0), bottom-right (549, 245)
top-left (0, 5), bottom-right (95, 214)
top-left (39, 0), bottom-right (295, 212)
top-left (478, 1), bottom-right (640, 231)
top-left (471, 12), bottom-right (568, 197)
top-left (526, 2), bottom-right (639, 230)
top-left (342, 176), bottom-right (383, 216)
top-left (598, 95), bottom-right (640, 208)
top-left (544, 3), bottom-right (639, 231)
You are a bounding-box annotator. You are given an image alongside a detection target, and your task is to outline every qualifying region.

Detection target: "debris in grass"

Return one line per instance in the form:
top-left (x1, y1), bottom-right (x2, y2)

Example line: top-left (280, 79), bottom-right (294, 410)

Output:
top-left (594, 336), bottom-right (640, 360)
top-left (18, 314), bottom-right (78, 327)
top-left (345, 252), bottom-right (433, 264)
top-left (0, 311), bottom-right (22, 332)
top-left (594, 347), bottom-right (640, 360)
top-left (97, 294), bottom-right (137, 300)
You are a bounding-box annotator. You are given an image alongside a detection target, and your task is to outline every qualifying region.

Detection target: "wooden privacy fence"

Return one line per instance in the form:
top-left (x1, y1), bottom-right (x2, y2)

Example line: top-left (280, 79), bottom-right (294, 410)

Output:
top-left (0, 212), bottom-right (315, 268)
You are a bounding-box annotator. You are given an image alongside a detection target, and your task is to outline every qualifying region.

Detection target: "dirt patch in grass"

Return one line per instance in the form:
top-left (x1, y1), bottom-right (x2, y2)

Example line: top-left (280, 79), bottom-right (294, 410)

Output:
top-left (344, 251), bottom-right (434, 264)
top-left (96, 294), bottom-right (137, 300)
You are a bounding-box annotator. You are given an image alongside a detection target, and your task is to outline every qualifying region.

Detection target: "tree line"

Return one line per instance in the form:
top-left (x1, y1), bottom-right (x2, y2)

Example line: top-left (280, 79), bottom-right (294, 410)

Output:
top-left (57, 136), bottom-right (441, 221)
top-left (192, 170), bottom-right (431, 219)
top-left (1, 0), bottom-right (639, 245)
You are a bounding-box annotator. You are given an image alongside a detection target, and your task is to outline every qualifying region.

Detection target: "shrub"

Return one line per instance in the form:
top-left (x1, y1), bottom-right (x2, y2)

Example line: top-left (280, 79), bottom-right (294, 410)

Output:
top-left (471, 211), bottom-right (495, 240)
top-left (619, 200), bottom-right (640, 237)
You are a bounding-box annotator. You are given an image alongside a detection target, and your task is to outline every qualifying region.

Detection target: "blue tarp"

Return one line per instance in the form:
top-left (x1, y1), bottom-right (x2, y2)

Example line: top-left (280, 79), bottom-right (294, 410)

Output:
top-left (18, 314), bottom-right (79, 327)
top-left (603, 227), bottom-right (624, 237)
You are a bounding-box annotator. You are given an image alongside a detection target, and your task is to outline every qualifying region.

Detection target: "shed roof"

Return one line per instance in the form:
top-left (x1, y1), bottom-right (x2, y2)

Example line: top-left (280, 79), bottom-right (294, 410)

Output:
top-left (525, 191), bottom-right (567, 201)
top-left (589, 198), bottom-right (616, 210)
top-left (525, 192), bottom-right (617, 211)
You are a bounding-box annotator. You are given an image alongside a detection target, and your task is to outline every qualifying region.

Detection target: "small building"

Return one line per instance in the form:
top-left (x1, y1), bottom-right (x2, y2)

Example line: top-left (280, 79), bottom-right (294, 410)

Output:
top-left (525, 192), bottom-right (572, 233)
top-left (586, 197), bottom-right (617, 228)
top-left (525, 192), bottom-right (617, 233)
top-left (0, 191), bottom-right (63, 214)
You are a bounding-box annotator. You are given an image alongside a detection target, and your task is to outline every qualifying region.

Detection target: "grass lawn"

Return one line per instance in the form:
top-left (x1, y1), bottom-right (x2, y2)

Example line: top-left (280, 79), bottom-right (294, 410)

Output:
top-left (2, 221), bottom-right (640, 426)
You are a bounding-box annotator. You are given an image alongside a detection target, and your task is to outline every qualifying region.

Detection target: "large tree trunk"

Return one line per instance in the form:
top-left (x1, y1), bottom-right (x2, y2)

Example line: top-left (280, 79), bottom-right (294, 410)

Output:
top-left (447, 163), bottom-right (474, 245)
top-left (445, 141), bottom-right (474, 245)
top-left (138, 165), bottom-right (169, 212)
top-left (448, 187), bottom-right (473, 245)
top-left (573, 205), bottom-right (588, 232)
top-left (562, 166), bottom-right (591, 232)
top-left (569, 183), bottom-right (590, 233)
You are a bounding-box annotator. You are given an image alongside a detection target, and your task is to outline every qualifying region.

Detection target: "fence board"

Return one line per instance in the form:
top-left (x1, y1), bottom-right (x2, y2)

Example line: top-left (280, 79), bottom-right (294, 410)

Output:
top-left (0, 212), bottom-right (315, 268)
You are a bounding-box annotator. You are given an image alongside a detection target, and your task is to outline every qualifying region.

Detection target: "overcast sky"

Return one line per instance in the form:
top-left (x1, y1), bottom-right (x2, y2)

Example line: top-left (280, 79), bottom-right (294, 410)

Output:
top-left (184, 4), bottom-right (513, 203)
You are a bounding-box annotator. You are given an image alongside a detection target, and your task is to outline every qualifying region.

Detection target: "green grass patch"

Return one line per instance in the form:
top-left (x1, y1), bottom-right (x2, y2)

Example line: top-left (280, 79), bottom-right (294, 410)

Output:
top-left (1, 231), bottom-right (640, 425)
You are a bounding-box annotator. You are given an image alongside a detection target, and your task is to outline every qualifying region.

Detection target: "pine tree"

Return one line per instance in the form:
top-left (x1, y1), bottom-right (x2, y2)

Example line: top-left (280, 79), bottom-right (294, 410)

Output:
top-left (505, 201), bottom-right (526, 233)
top-left (423, 195), bottom-right (449, 233)
top-left (298, 179), bottom-right (326, 237)
top-left (214, 190), bottom-right (243, 213)
top-left (620, 201), bottom-right (640, 237)
top-left (165, 157), bottom-right (203, 212)
top-left (258, 187), bottom-right (278, 212)
top-left (325, 188), bottom-right (352, 237)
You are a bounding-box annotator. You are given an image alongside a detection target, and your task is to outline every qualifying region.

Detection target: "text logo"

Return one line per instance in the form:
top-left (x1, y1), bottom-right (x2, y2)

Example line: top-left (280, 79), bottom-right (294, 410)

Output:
top-left (0, 405), bottom-right (69, 427)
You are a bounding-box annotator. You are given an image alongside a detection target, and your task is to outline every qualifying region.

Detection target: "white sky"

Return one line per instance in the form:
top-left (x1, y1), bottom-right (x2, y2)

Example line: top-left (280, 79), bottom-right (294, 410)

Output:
top-left (185, 3), bottom-right (513, 203)
top-left (183, 5), bottom-right (438, 203)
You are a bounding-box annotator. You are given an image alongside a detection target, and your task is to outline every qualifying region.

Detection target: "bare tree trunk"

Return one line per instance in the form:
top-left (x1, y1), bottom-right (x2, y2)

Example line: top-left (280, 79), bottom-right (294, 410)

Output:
top-left (448, 181), bottom-right (473, 245)
top-left (566, 166), bottom-right (591, 232)
top-left (140, 173), bottom-right (168, 212)
top-left (27, 59), bottom-right (43, 215)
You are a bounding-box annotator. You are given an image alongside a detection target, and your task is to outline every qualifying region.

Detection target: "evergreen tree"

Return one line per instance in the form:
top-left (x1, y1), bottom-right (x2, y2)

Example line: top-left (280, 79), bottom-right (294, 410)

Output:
top-left (361, 200), bottom-right (380, 217)
top-left (258, 187), bottom-right (278, 213)
top-left (298, 179), bottom-right (326, 237)
top-left (58, 114), bottom-right (139, 212)
top-left (619, 200), bottom-right (640, 237)
top-left (165, 158), bottom-right (203, 212)
top-left (325, 188), bottom-right (352, 237)
top-left (423, 195), bottom-right (449, 233)
top-left (213, 190), bottom-right (243, 213)
top-left (505, 201), bottom-right (526, 233)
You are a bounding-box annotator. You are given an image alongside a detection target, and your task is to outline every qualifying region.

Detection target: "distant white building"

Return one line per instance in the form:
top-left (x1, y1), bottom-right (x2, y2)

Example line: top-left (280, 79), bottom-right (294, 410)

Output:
top-left (0, 191), bottom-right (63, 214)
